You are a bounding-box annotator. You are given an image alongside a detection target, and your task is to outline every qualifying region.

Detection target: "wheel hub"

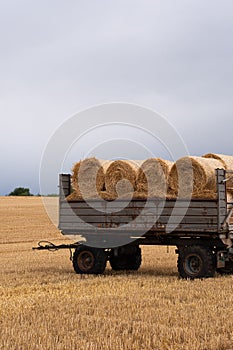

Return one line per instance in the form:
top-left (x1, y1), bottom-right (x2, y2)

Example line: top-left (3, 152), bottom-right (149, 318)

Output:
top-left (78, 251), bottom-right (95, 271)
top-left (185, 254), bottom-right (203, 276)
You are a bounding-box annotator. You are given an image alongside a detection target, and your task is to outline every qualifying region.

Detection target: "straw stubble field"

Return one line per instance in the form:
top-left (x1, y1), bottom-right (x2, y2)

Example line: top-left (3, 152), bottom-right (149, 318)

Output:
top-left (0, 197), bottom-right (233, 350)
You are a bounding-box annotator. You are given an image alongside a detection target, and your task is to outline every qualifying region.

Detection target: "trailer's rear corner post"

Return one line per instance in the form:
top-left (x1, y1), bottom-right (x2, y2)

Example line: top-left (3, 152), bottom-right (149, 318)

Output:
top-left (223, 170), bottom-right (233, 241)
top-left (214, 169), bottom-right (233, 274)
top-left (216, 168), bottom-right (227, 233)
top-left (59, 174), bottom-right (71, 229)
top-left (59, 174), bottom-right (71, 199)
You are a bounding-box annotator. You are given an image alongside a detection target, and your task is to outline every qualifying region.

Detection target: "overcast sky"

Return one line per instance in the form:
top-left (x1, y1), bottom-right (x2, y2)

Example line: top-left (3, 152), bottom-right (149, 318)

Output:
top-left (1, 0), bottom-right (233, 195)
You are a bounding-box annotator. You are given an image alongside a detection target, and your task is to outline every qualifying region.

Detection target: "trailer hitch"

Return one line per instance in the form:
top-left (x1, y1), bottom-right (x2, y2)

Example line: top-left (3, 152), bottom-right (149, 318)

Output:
top-left (32, 241), bottom-right (81, 261)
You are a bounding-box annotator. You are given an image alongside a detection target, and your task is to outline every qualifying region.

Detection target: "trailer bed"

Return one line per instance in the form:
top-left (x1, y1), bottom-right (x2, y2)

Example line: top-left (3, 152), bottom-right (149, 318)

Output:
top-left (58, 171), bottom-right (229, 247)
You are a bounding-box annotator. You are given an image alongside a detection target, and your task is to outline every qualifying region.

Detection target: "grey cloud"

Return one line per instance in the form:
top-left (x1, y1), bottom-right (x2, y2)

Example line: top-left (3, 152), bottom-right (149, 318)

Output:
top-left (1, 0), bottom-right (233, 194)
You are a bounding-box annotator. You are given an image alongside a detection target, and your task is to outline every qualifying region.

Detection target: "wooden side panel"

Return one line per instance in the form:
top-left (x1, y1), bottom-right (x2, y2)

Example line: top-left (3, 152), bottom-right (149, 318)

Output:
top-left (58, 172), bottom-right (229, 237)
top-left (59, 198), bottom-right (219, 234)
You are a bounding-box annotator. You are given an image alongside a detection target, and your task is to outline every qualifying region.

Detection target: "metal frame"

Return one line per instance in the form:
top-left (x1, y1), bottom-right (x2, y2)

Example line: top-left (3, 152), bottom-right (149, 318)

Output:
top-left (216, 168), bottom-right (227, 232)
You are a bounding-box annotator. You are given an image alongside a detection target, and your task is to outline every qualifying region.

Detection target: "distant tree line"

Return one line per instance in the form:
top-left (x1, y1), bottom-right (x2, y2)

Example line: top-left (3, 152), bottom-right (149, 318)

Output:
top-left (8, 187), bottom-right (33, 196)
top-left (8, 187), bottom-right (58, 197)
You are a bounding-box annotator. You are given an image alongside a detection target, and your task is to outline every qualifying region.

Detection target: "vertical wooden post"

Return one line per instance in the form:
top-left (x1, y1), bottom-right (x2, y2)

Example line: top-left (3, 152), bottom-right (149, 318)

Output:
top-left (216, 168), bottom-right (227, 232)
top-left (59, 174), bottom-right (71, 199)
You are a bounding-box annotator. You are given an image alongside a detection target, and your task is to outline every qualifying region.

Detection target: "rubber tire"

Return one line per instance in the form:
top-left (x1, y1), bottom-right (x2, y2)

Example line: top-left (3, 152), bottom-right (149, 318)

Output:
top-left (110, 247), bottom-right (142, 271)
top-left (177, 245), bottom-right (216, 279)
top-left (73, 245), bottom-right (106, 274)
top-left (216, 261), bottom-right (233, 275)
top-left (216, 268), bottom-right (233, 275)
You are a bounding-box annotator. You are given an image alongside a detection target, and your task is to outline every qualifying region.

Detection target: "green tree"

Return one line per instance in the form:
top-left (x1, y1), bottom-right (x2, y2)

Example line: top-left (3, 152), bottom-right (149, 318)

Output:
top-left (8, 187), bottom-right (33, 196)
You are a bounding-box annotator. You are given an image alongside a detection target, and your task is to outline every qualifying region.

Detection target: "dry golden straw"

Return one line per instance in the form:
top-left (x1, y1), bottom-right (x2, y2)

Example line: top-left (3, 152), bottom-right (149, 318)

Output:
top-left (2, 196), bottom-right (233, 350)
top-left (203, 153), bottom-right (233, 190)
top-left (68, 155), bottom-right (232, 201)
top-left (168, 156), bottom-right (224, 198)
top-left (137, 158), bottom-right (173, 197)
top-left (105, 160), bottom-right (142, 197)
top-left (71, 158), bottom-right (111, 198)
top-left (66, 190), bottom-right (116, 201)
top-left (227, 191), bottom-right (233, 203)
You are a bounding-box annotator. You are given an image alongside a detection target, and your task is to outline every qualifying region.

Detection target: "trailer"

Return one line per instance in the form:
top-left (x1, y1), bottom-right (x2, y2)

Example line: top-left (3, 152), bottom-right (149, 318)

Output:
top-left (34, 169), bottom-right (233, 279)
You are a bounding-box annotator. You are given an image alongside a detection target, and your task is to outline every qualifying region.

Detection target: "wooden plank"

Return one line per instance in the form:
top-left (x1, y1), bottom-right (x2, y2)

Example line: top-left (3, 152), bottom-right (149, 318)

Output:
top-left (60, 207), bottom-right (218, 217)
top-left (60, 222), bottom-right (218, 232)
top-left (61, 229), bottom-right (219, 236)
top-left (59, 220), bottom-right (217, 231)
top-left (61, 199), bottom-right (218, 210)
top-left (60, 176), bottom-right (70, 185)
top-left (59, 214), bottom-right (217, 224)
top-left (61, 179), bottom-right (70, 184)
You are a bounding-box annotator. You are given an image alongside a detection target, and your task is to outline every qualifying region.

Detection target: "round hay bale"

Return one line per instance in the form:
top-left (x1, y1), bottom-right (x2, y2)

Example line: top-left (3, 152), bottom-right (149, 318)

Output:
top-left (191, 190), bottom-right (217, 200)
top-left (227, 191), bottom-right (233, 224)
top-left (66, 191), bottom-right (83, 201)
top-left (137, 158), bottom-right (173, 197)
top-left (227, 190), bottom-right (233, 203)
top-left (203, 153), bottom-right (233, 190)
top-left (71, 158), bottom-right (111, 198)
top-left (168, 156), bottom-right (224, 197)
top-left (105, 160), bottom-right (142, 197)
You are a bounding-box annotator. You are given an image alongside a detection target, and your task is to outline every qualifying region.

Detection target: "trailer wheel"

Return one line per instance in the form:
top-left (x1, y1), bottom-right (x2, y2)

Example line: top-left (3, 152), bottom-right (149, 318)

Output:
top-left (216, 261), bottom-right (233, 275)
top-left (126, 247), bottom-right (142, 270)
top-left (110, 247), bottom-right (142, 271)
top-left (73, 246), bottom-right (106, 274)
top-left (216, 267), bottom-right (233, 275)
top-left (177, 246), bottom-right (216, 279)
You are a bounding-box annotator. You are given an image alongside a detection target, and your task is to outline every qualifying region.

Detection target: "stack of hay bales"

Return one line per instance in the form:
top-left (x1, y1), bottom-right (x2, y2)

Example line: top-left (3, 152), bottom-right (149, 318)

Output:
top-left (66, 154), bottom-right (233, 202)
top-left (67, 157), bottom-right (174, 201)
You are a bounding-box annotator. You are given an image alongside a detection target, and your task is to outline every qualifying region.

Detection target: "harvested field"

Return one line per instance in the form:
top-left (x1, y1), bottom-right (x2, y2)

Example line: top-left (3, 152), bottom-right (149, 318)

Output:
top-left (1, 196), bottom-right (233, 350)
